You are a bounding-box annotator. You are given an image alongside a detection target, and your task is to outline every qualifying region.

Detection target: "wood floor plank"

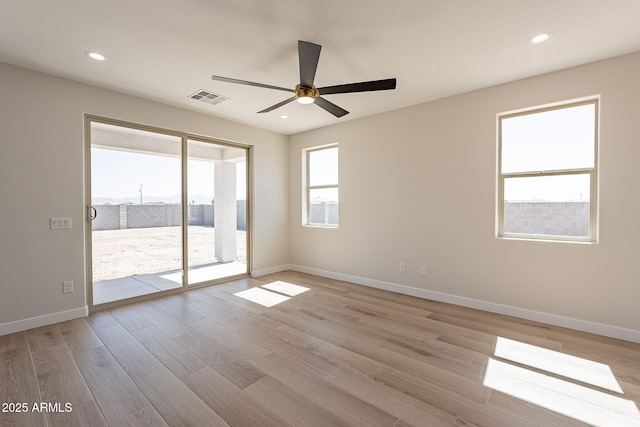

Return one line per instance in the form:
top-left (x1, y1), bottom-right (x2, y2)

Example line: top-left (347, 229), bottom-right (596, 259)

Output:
top-left (260, 304), bottom-right (386, 348)
top-left (174, 330), bottom-right (266, 389)
top-left (270, 324), bottom-right (381, 375)
top-left (131, 325), bottom-right (207, 379)
top-left (110, 305), bottom-right (154, 332)
top-left (151, 296), bottom-right (205, 324)
top-left (186, 295), bottom-right (282, 332)
top-left (73, 346), bottom-right (150, 424)
top-left (370, 364), bottom-right (533, 427)
top-left (355, 312), bottom-right (442, 344)
top-left (244, 375), bottom-right (351, 427)
top-left (26, 324), bottom-right (64, 351)
top-left (47, 400), bottom-right (108, 427)
top-left (380, 335), bottom-right (489, 382)
top-left (109, 405), bottom-right (169, 427)
top-left (487, 389), bottom-right (588, 427)
top-left (0, 331), bottom-right (28, 352)
top-left (93, 324), bottom-right (159, 374)
top-left (130, 363), bottom-right (229, 427)
top-left (133, 303), bottom-right (193, 338)
top-left (0, 347), bottom-right (46, 427)
top-left (341, 290), bottom-right (434, 318)
top-left (188, 317), bottom-right (271, 361)
top-left (56, 318), bottom-right (103, 355)
top-left (85, 310), bottom-right (119, 331)
top-left (31, 344), bottom-right (96, 427)
top-left (234, 322), bottom-right (339, 378)
top-left (254, 353), bottom-right (397, 427)
top-left (183, 366), bottom-right (291, 427)
top-left (325, 365), bottom-right (478, 426)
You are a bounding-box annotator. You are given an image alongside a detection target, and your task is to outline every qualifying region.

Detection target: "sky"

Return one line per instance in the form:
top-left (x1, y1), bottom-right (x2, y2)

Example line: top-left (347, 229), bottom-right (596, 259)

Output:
top-left (501, 102), bottom-right (595, 202)
top-left (91, 148), bottom-right (246, 204)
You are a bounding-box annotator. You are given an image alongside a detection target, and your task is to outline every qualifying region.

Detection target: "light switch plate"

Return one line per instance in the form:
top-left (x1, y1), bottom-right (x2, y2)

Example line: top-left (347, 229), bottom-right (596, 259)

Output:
top-left (51, 217), bottom-right (72, 229)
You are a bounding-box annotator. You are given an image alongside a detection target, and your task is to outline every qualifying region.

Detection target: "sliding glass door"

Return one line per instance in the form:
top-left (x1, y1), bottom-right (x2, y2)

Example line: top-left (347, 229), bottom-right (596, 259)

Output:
top-left (186, 139), bottom-right (248, 285)
top-left (86, 118), bottom-right (250, 308)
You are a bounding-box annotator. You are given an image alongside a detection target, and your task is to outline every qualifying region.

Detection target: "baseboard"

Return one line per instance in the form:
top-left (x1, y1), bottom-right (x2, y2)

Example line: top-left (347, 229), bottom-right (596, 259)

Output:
top-left (290, 264), bottom-right (640, 344)
top-left (251, 264), bottom-right (291, 278)
top-left (0, 306), bottom-right (88, 337)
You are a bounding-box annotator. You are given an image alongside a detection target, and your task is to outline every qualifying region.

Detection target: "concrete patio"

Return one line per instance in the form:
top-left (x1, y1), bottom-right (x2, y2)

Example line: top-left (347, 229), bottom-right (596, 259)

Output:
top-left (91, 225), bottom-right (247, 305)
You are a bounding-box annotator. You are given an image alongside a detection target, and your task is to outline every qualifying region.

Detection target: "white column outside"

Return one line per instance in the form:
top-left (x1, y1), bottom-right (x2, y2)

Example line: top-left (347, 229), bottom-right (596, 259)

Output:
top-left (214, 161), bottom-right (237, 263)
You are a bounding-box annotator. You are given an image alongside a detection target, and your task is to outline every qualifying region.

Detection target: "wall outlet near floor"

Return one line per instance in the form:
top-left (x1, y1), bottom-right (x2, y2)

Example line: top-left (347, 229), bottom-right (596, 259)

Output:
top-left (420, 265), bottom-right (428, 276)
top-left (399, 263), bottom-right (406, 273)
top-left (63, 281), bottom-right (73, 293)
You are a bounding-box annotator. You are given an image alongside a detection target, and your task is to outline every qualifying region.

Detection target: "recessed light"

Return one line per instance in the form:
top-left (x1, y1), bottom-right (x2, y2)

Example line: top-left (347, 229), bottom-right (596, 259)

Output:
top-left (85, 51), bottom-right (107, 61)
top-left (280, 114), bottom-right (289, 119)
top-left (530, 33), bottom-right (552, 44)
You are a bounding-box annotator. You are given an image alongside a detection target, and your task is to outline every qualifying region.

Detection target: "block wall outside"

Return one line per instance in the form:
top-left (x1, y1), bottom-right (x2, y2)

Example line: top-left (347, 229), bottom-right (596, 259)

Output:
top-left (91, 205), bottom-right (120, 230)
top-left (310, 202), bottom-right (338, 225)
top-left (504, 201), bottom-right (589, 236)
top-left (92, 202), bottom-right (246, 231)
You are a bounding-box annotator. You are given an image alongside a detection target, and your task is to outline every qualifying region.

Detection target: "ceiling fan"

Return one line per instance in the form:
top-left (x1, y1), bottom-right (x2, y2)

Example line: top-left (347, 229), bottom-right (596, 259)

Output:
top-left (212, 40), bottom-right (397, 118)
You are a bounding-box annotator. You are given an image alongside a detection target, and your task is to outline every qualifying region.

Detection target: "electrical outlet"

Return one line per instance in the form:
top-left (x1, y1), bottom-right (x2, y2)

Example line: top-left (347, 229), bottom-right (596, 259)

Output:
top-left (399, 263), bottom-right (406, 273)
top-left (420, 266), bottom-right (428, 276)
top-left (63, 281), bottom-right (73, 293)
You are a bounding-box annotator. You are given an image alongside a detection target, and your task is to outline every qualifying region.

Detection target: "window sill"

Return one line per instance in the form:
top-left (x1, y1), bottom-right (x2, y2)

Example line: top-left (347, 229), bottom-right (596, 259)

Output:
top-left (496, 235), bottom-right (597, 245)
top-left (303, 224), bottom-right (339, 229)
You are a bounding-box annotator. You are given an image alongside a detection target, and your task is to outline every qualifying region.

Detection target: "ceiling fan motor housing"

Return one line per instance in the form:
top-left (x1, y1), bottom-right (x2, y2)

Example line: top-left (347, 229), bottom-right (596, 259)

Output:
top-left (295, 84), bottom-right (319, 103)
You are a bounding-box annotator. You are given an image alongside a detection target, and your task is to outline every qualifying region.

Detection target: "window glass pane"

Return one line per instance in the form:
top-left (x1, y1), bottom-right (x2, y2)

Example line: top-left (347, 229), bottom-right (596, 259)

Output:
top-left (502, 103), bottom-right (595, 173)
top-left (504, 174), bottom-right (590, 202)
top-left (503, 174), bottom-right (590, 237)
top-left (309, 147), bottom-right (338, 186)
top-left (309, 187), bottom-right (338, 225)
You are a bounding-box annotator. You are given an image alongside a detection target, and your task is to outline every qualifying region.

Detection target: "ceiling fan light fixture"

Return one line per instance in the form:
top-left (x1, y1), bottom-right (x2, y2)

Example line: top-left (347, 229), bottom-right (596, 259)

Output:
top-left (296, 96), bottom-right (315, 104)
top-left (295, 84), bottom-right (318, 104)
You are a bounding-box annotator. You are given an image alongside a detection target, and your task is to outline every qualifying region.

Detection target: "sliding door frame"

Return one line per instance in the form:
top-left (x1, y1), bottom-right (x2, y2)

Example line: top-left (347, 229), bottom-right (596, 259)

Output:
top-left (84, 115), bottom-right (252, 312)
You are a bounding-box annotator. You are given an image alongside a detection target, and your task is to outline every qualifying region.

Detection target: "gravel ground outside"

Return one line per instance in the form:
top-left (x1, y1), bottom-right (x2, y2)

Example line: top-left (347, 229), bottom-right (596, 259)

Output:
top-left (91, 225), bottom-right (246, 282)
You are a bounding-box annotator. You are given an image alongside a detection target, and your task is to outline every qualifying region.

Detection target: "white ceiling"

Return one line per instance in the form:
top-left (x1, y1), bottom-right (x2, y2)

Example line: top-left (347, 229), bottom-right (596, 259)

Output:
top-left (2, 1), bottom-right (640, 135)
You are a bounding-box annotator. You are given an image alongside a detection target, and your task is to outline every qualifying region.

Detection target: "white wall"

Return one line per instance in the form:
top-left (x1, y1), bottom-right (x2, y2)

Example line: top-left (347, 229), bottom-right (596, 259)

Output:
top-left (288, 52), bottom-right (640, 342)
top-left (0, 62), bottom-right (289, 332)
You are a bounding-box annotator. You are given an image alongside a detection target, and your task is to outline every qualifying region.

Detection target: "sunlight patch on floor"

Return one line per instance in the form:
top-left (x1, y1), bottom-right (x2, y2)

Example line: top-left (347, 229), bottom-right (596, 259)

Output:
top-left (234, 287), bottom-right (290, 307)
top-left (234, 281), bottom-right (309, 307)
top-left (261, 281), bottom-right (310, 296)
top-left (484, 338), bottom-right (640, 427)
top-left (494, 337), bottom-right (623, 393)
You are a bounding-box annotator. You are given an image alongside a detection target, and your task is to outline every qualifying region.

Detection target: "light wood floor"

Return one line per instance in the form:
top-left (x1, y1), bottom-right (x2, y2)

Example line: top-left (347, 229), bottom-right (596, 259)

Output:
top-left (2, 271), bottom-right (640, 426)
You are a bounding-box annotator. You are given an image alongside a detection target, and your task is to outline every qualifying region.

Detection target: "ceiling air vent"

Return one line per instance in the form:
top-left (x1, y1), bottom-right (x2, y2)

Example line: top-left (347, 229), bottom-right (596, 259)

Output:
top-left (189, 89), bottom-right (229, 105)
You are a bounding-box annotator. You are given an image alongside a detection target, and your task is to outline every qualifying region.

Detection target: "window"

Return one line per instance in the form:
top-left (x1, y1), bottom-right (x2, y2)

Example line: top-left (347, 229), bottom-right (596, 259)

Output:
top-left (497, 99), bottom-right (598, 242)
top-left (304, 144), bottom-right (338, 226)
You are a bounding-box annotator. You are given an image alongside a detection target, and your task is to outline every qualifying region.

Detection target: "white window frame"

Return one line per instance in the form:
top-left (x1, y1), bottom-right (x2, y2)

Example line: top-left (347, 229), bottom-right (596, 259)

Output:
top-left (497, 98), bottom-right (599, 242)
top-left (303, 144), bottom-right (339, 227)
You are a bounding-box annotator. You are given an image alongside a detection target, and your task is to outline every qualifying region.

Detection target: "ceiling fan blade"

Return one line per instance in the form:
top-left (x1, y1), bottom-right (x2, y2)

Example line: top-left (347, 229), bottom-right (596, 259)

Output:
top-left (314, 96), bottom-right (349, 118)
top-left (298, 40), bottom-right (321, 88)
top-left (212, 75), bottom-right (294, 93)
top-left (318, 78), bottom-right (397, 95)
top-left (257, 96), bottom-right (296, 113)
